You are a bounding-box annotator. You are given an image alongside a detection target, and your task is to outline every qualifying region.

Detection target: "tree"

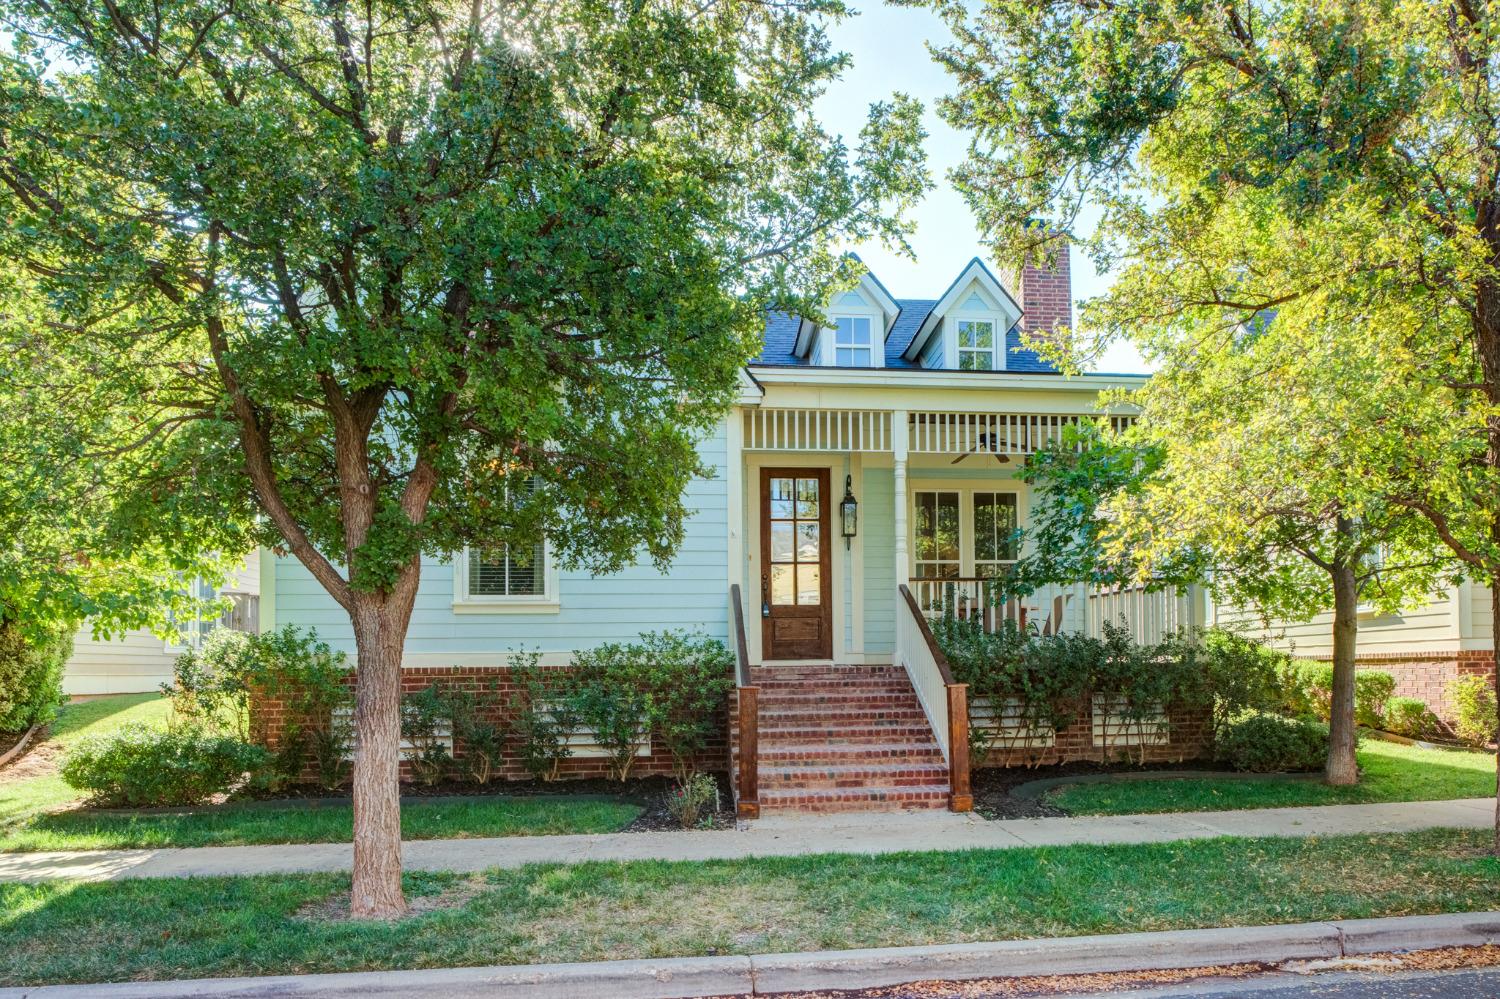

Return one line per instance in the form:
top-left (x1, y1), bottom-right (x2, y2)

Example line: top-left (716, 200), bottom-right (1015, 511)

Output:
top-left (0, 0), bottom-right (928, 914)
top-left (911, 0), bottom-right (1500, 846)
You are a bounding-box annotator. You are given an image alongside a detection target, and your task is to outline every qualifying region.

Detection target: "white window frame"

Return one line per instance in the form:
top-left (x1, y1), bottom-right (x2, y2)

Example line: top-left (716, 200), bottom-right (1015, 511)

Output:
top-left (908, 485), bottom-right (1025, 579)
top-left (820, 305), bottom-right (885, 368)
top-left (163, 576), bottom-right (220, 653)
top-left (453, 540), bottom-right (560, 614)
top-left (953, 316), bottom-right (1003, 371)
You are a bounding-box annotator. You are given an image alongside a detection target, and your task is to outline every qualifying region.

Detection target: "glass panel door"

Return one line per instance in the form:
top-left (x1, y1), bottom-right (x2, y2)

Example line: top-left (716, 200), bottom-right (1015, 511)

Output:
top-left (767, 475), bottom-right (822, 606)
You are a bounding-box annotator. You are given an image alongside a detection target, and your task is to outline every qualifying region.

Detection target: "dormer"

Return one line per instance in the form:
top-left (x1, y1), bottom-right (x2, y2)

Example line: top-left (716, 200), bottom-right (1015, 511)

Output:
top-left (791, 264), bottom-right (900, 368)
top-left (900, 258), bottom-right (1023, 370)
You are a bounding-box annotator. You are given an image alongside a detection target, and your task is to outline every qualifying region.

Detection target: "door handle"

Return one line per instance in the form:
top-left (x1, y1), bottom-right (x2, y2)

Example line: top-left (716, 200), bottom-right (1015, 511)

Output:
top-left (761, 574), bottom-right (771, 618)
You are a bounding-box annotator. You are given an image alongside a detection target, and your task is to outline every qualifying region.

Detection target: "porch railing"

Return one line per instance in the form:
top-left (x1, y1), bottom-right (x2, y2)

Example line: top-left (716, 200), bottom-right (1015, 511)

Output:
top-left (896, 584), bottom-right (972, 812)
top-left (728, 583), bottom-right (759, 819)
top-left (910, 577), bottom-right (1199, 645)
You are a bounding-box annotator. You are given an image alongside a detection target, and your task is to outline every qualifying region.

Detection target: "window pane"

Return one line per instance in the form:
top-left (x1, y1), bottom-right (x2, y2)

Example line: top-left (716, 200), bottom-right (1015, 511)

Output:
top-left (836, 316), bottom-right (871, 346)
top-left (796, 522), bottom-right (820, 561)
top-left (770, 564), bottom-right (794, 605)
top-left (974, 494), bottom-right (996, 562)
top-left (936, 492), bottom-right (960, 562)
top-left (469, 548), bottom-right (508, 596)
top-left (795, 478), bottom-right (819, 517)
top-left (797, 564), bottom-right (821, 605)
top-left (914, 492), bottom-right (936, 560)
top-left (507, 543), bottom-right (544, 595)
top-left (769, 477), bottom-right (795, 519)
top-left (769, 522), bottom-right (795, 562)
top-left (836, 347), bottom-right (853, 366)
top-left (959, 350), bottom-right (993, 371)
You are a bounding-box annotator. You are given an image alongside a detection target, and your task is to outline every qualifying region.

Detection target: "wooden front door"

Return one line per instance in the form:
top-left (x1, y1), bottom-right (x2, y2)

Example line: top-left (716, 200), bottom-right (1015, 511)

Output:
top-left (760, 468), bottom-right (833, 660)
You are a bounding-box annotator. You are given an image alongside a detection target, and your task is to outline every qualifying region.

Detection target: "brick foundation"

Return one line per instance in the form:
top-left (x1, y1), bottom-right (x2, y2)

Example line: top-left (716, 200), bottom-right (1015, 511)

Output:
top-left (251, 665), bottom-right (729, 785)
top-left (1323, 652), bottom-right (1497, 724)
top-left (978, 699), bottom-right (1211, 768)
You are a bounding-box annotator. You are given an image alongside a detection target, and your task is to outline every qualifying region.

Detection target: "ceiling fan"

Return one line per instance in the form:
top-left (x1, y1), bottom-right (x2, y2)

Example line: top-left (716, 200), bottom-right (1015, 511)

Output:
top-left (951, 432), bottom-right (1012, 465)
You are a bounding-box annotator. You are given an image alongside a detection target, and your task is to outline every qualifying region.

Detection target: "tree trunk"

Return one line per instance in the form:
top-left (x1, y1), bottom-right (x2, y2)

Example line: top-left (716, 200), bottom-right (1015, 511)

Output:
top-left (348, 593), bottom-right (411, 918)
top-left (1326, 547), bottom-right (1361, 787)
top-left (1491, 584), bottom-right (1499, 856)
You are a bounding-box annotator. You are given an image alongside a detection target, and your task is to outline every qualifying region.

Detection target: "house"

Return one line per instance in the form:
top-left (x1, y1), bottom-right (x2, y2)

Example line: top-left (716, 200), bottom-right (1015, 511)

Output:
top-left (261, 248), bottom-right (1209, 813)
top-left (1211, 587), bottom-right (1495, 725)
top-left (63, 553), bottom-right (261, 697)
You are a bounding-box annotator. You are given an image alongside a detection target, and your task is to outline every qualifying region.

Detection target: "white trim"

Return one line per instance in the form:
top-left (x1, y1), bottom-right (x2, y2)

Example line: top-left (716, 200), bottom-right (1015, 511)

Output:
top-left (818, 308), bottom-right (885, 369)
top-left (451, 543), bottom-right (561, 614)
top-left (258, 547), bottom-right (277, 635)
top-left (744, 453), bottom-right (848, 665)
top-left (904, 260), bottom-right (1023, 361)
top-left (747, 366), bottom-right (1146, 393)
top-left (953, 315), bottom-right (1006, 372)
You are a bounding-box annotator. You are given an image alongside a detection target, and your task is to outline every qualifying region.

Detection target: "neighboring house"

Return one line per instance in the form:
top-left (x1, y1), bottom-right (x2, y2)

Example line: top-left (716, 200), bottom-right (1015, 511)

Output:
top-left (262, 248), bottom-right (1211, 812)
top-left (1212, 586), bottom-right (1495, 724)
top-left (63, 553), bottom-right (261, 697)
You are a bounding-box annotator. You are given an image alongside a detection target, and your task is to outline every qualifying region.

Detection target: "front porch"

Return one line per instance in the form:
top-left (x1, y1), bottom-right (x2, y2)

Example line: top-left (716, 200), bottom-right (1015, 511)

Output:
top-left (725, 397), bottom-right (1204, 818)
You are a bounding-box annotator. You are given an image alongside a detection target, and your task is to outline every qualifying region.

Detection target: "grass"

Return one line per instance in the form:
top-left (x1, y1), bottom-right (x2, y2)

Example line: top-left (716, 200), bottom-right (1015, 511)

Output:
top-left (1049, 739), bottom-right (1498, 815)
top-left (1, 828), bottom-right (1497, 986)
top-left (0, 797), bottom-right (643, 852)
top-left (0, 694), bottom-right (171, 832)
top-left (0, 694), bottom-right (641, 850)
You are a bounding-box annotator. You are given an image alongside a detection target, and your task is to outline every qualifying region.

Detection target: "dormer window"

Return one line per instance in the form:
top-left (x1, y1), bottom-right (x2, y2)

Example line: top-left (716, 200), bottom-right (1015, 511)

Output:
top-left (957, 319), bottom-right (997, 370)
top-left (834, 316), bottom-right (874, 366)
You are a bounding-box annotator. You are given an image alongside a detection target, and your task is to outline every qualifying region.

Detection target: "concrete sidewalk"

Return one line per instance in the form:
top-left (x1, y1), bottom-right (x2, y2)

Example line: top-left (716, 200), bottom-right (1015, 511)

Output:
top-left (0, 796), bottom-right (1492, 882)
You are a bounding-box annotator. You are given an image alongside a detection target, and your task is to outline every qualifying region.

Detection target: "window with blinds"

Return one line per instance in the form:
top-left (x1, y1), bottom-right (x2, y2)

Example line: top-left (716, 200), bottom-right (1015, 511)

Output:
top-left (467, 542), bottom-right (546, 598)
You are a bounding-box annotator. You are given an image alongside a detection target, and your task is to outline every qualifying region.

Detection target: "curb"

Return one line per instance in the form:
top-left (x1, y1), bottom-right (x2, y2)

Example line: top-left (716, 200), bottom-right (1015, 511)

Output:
top-left (3, 911), bottom-right (1498, 998)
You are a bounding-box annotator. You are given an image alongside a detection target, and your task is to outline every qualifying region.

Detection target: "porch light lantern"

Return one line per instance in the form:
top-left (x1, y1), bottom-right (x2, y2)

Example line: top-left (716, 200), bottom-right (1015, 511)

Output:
top-left (839, 475), bottom-right (858, 549)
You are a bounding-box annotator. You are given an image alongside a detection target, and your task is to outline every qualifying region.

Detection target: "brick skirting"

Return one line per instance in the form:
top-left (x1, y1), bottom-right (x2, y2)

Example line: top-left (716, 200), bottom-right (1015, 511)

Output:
top-left (978, 700), bottom-right (1212, 769)
top-left (1324, 651), bottom-right (1497, 724)
top-left (250, 665), bottom-right (729, 785)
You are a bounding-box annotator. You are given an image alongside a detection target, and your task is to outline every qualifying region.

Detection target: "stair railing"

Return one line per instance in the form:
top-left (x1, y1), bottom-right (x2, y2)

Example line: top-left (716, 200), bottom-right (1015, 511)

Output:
top-left (896, 584), bottom-right (972, 812)
top-left (728, 583), bottom-right (759, 819)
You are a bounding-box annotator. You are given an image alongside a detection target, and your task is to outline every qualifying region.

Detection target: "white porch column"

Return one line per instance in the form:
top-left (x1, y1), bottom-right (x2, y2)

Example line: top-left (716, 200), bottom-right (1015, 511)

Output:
top-left (892, 409), bottom-right (909, 613)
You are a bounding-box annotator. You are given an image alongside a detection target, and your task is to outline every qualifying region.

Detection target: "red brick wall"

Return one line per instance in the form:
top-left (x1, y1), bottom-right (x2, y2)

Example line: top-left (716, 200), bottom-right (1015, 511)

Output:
top-left (978, 698), bottom-right (1211, 768)
top-left (1335, 651), bottom-right (1497, 723)
top-left (1017, 239), bottom-right (1072, 339)
top-left (250, 665), bottom-right (730, 784)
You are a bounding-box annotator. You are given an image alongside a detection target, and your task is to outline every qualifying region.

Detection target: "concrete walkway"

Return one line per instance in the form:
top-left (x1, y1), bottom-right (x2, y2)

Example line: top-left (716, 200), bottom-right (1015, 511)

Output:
top-left (0, 797), bottom-right (1492, 883)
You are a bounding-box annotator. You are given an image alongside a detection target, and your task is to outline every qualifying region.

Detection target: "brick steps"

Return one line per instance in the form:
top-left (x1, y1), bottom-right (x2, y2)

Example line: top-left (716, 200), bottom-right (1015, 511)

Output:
top-left (737, 664), bottom-right (951, 813)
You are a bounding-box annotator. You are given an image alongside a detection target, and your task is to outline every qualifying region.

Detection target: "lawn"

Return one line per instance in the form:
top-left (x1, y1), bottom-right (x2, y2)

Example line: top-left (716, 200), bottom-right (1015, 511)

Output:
top-left (1, 828), bottom-right (1497, 986)
top-left (1049, 739), bottom-right (1498, 815)
top-left (0, 695), bottom-right (641, 851)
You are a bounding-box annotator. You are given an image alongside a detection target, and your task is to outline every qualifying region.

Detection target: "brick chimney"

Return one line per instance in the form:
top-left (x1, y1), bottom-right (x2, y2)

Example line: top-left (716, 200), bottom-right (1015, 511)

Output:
top-left (1015, 238), bottom-right (1072, 339)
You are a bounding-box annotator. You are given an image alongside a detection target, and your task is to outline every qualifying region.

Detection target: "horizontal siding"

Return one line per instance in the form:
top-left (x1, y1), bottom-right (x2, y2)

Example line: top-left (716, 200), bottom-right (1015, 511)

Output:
top-left (862, 466), bottom-right (896, 654)
top-left (274, 425), bottom-right (731, 659)
top-left (1213, 589), bottom-right (1460, 657)
top-left (62, 551), bottom-right (260, 696)
top-left (64, 627), bottom-right (176, 695)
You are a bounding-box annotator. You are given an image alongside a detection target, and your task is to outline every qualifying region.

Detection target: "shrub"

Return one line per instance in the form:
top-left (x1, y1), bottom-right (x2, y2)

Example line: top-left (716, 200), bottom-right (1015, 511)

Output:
top-left (1200, 629), bottom-right (1296, 734)
top-left (447, 684), bottom-right (506, 785)
top-left (1214, 712), bottom-right (1330, 773)
top-left (1449, 675), bottom-right (1498, 747)
top-left (401, 684), bottom-right (453, 786)
top-left (1294, 663), bottom-right (1395, 728)
top-left (0, 621), bottom-right (71, 733)
top-left (570, 647), bottom-right (649, 782)
top-left (666, 772), bottom-right (720, 828)
top-left (167, 625), bottom-right (353, 790)
top-left (508, 654), bottom-right (579, 782)
top-left (1384, 696), bottom-right (1442, 740)
top-left (630, 631), bottom-right (734, 781)
top-left (61, 724), bottom-right (269, 806)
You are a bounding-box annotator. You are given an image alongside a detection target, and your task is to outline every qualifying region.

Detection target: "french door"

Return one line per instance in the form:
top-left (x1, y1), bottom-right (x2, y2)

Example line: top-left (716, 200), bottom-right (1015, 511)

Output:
top-left (760, 469), bottom-right (832, 659)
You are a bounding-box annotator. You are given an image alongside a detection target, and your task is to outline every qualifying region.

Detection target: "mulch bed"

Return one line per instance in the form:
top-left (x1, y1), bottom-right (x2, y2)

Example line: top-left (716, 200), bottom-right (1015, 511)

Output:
top-left (971, 759), bottom-right (1222, 819)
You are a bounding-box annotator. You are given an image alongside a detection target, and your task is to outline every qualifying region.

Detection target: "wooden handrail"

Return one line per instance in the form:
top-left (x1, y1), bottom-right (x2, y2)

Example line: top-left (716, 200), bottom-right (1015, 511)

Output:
top-left (897, 584), bottom-right (971, 812)
top-left (899, 584), bottom-right (957, 685)
top-left (729, 583), bottom-right (751, 688)
top-left (728, 584), bottom-right (759, 819)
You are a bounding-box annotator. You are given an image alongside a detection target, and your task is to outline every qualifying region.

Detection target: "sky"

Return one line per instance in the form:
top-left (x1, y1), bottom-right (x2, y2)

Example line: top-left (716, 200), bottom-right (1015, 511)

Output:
top-left (813, 3), bottom-right (1150, 374)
